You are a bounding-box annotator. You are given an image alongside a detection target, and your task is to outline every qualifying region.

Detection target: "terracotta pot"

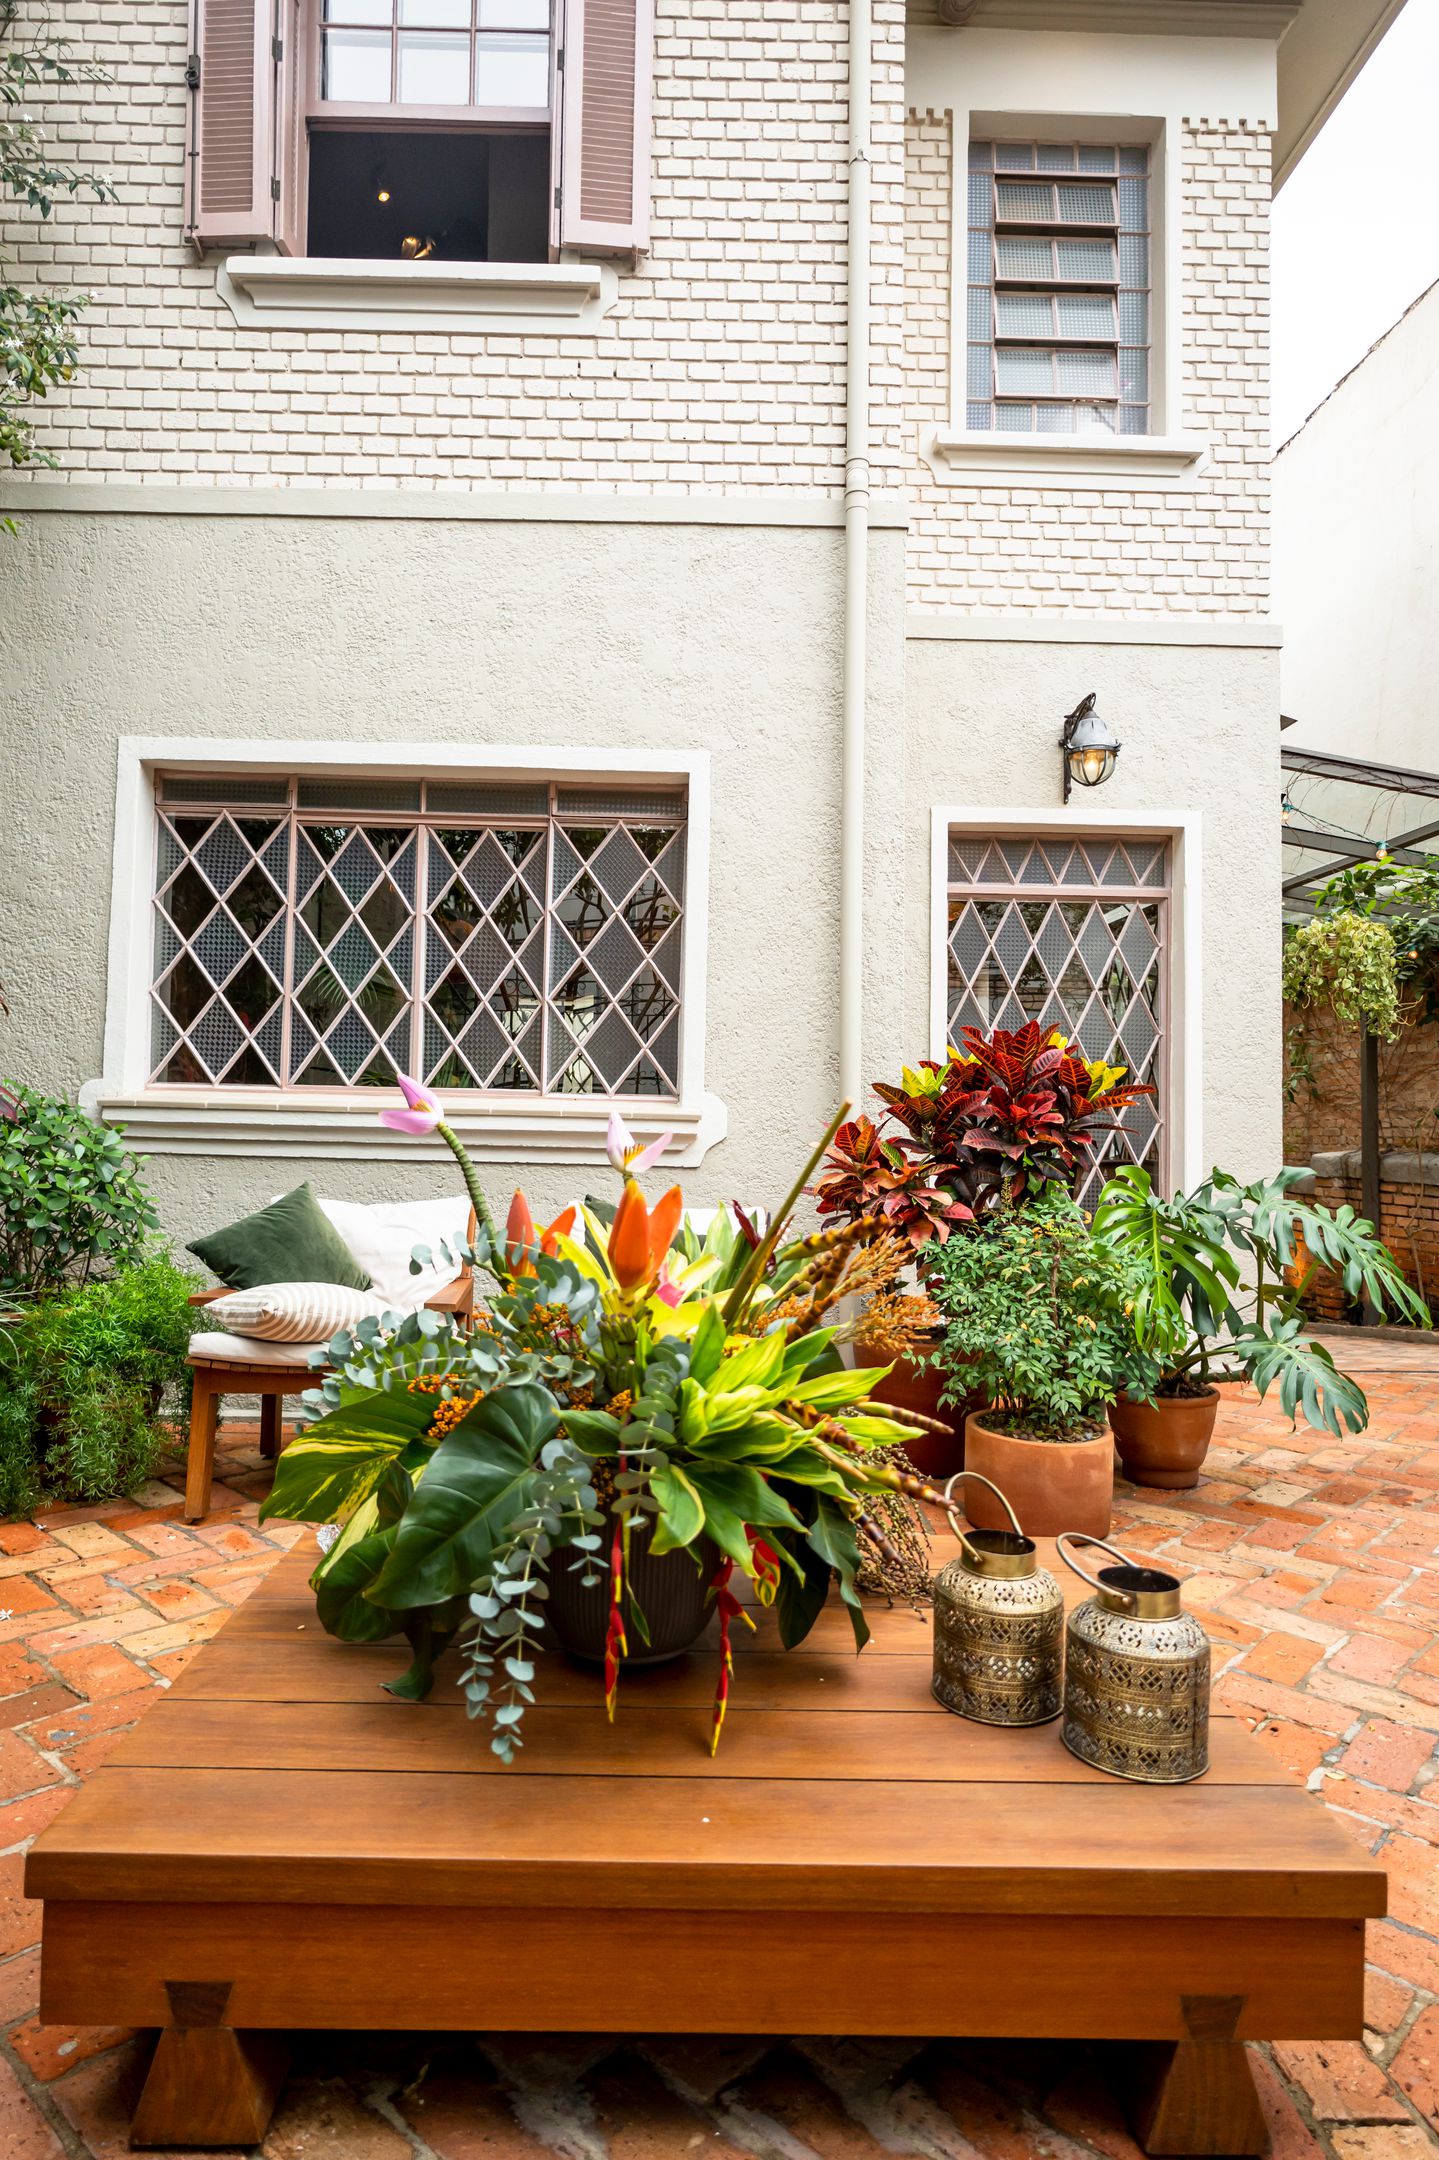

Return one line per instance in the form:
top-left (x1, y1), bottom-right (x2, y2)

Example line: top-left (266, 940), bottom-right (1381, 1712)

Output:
top-left (546, 1515), bottom-right (719, 1666)
top-left (857, 1335), bottom-right (971, 1480)
top-left (961, 1412), bottom-right (1114, 1539)
top-left (1109, 1388), bottom-right (1220, 1491)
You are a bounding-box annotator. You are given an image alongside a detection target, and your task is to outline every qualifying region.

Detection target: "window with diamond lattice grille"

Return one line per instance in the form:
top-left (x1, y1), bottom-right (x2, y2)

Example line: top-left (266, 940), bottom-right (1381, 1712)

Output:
top-left (946, 834), bottom-right (1169, 1204)
top-left (149, 776), bottom-right (686, 1097)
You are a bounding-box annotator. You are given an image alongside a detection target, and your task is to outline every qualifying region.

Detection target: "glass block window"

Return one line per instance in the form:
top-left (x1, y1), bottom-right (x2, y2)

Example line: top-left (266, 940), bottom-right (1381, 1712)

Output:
top-left (149, 775), bottom-right (686, 1098)
top-left (946, 833), bottom-right (1169, 1203)
top-left (966, 140), bottom-right (1150, 437)
top-left (319, 0), bottom-right (551, 115)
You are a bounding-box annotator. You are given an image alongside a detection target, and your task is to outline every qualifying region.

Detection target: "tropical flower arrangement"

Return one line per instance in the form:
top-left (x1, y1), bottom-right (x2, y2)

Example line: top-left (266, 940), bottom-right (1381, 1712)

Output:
top-left (813, 1022), bottom-right (1155, 1253)
top-left (259, 1080), bottom-right (948, 1760)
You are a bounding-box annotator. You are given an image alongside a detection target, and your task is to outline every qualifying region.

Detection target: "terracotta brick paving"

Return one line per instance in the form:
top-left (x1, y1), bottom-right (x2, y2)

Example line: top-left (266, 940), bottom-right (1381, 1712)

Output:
top-left (1, 1337), bottom-right (1438, 2156)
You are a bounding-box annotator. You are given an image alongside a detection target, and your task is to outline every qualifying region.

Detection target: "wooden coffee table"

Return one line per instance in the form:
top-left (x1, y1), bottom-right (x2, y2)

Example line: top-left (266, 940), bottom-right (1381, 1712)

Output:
top-left (26, 1541), bottom-right (1384, 2156)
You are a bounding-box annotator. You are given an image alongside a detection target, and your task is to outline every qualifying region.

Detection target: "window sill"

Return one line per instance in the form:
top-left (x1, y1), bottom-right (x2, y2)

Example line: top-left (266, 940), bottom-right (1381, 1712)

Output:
top-left (926, 429), bottom-right (1209, 488)
top-left (80, 1086), bottom-right (728, 1167)
top-left (217, 255), bottom-right (618, 336)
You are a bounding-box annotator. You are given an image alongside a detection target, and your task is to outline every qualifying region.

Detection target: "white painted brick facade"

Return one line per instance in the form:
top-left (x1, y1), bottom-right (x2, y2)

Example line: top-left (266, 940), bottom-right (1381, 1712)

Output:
top-left (8, 5), bottom-right (1271, 618)
top-left (7, 0), bottom-right (908, 492)
top-left (904, 110), bottom-right (1272, 615)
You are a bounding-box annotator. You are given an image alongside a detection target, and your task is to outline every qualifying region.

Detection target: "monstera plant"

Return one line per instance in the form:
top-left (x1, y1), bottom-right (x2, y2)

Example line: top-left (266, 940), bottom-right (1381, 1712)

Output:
top-left (260, 1091), bottom-right (947, 1759)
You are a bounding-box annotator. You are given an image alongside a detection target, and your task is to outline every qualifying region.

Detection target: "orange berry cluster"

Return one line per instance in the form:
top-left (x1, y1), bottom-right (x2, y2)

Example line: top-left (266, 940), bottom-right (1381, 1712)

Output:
top-left (407, 1371), bottom-right (485, 1440)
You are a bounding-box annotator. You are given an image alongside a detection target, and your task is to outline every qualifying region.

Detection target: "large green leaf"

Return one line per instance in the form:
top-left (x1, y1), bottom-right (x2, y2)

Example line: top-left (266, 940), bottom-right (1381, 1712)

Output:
top-left (313, 1528), bottom-right (404, 1642)
top-left (1233, 1316), bottom-right (1370, 1438)
top-left (805, 1499), bottom-right (871, 1652)
top-left (257, 1390), bottom-right (436, 1526)
top-left (368, 1382), bottom-right (558, 1610)
top-left (648, 1460), bottom-right (706, 1553)
top-left (772, 1524), bottom-right (832, 1648)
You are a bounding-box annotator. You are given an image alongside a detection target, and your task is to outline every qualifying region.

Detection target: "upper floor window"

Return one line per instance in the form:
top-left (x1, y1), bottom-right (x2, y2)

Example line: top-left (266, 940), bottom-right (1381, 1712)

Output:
top-left (148, 773), bottom-right (687, 1099)
top-left (965, 141), bottom-right (1151, 438)
top-left (306, 0), bottom-right (553, 262)
top-left (186, 0), bottom-right (652, 262)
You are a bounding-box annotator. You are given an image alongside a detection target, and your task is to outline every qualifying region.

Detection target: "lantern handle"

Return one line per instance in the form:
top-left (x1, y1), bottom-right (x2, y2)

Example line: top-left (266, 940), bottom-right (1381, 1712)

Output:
top-left (940, 1471), bottom-right (1026, 1561)
top-left (1056, 1531), bottom-right (1138, 1604)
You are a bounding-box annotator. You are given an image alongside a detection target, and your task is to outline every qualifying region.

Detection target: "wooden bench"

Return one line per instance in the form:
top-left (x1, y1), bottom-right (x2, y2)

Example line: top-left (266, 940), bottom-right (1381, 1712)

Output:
top-left (25, 1539), bottom-right (1385, 2156)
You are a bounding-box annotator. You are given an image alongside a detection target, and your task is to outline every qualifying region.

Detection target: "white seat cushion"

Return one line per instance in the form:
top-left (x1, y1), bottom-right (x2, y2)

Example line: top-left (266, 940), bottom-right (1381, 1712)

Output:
top-left (189, 1331), bottom-right (332, 1368)
top-left (311, 1194), bottom-right (471, 1310)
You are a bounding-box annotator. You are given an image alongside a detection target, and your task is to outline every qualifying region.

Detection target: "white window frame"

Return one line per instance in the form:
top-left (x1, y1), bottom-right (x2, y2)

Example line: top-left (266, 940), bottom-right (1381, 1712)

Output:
top-left (84, 737), bottom-right (726, 1166)
top-left (929, 807), bottom-right (1204, 1191)
top-left (930, 112), bottom-right (1205, 486)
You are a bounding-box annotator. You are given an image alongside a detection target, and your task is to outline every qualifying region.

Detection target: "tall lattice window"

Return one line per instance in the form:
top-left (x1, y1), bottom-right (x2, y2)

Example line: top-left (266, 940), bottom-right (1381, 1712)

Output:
top-left (966, 139), bottom-right (1151, 436)
top-left (946, 834), bottom-right (1168, 1200)
top-left (149, 774), bottom-right (686, 1097)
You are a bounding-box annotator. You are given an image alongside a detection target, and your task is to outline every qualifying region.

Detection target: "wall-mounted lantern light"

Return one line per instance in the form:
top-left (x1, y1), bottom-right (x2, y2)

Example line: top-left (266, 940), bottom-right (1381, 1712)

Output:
top-left (1060, 693), bottom-right (1121, 803)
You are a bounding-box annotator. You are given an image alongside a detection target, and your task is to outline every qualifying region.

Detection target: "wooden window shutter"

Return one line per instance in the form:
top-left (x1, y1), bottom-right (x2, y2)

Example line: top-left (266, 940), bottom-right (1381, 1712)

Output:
top-left (557, 0), bottom-right (653, 253)
top-left (186, 0), bottom-right (278, 247)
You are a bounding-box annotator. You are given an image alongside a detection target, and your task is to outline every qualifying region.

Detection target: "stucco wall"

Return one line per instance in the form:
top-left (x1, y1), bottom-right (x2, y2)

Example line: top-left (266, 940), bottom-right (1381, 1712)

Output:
top-left (1274, 277), bottom-right (1439, 767)
top-left (0, 502), bottom-right (907, 1245)
top-left (903, 633), bottom-right (1283, 1186)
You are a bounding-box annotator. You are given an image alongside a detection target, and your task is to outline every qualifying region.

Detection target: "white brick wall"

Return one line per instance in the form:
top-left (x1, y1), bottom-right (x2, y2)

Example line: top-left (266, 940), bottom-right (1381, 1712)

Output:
top-left (5, 0), bottom-right (908, 493)
top-left (903, 111), bottom-right (1272, 615)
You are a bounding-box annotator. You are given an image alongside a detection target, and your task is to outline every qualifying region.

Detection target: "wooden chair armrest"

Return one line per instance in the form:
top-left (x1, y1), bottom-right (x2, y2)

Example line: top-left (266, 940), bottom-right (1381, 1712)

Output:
top-left (187, 1288), bottom-right (227, 1307)
top-left (424, 1276), bottom-right (474, 1317)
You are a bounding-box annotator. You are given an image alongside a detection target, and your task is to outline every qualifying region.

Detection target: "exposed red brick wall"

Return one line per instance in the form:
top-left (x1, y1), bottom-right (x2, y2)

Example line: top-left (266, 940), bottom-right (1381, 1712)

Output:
top-left (1302, 1169), bottom-right (1439, 1321)
top-left (1284, 1004), bottom-right (1439, 1163)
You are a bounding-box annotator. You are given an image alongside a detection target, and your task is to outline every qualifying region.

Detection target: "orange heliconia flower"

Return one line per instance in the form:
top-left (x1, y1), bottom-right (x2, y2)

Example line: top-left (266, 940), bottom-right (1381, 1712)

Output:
top-left (608, 1181), bottom-right (683, 1293)
top-left (507, 1193), bottom-right (580, 1277)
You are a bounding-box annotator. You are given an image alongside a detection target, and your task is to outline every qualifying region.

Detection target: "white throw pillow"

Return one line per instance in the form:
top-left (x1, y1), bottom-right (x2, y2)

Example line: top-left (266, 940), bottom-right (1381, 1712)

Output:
top-left (205, 1282), bottom-right (382, 1344)
top-left (313, 1194), bottom-right (471, 1311)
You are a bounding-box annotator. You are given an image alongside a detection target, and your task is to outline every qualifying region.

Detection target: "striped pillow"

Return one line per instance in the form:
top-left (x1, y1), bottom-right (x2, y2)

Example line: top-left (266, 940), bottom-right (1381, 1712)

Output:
top-left (204, 1282), bottom-right (382, 1344)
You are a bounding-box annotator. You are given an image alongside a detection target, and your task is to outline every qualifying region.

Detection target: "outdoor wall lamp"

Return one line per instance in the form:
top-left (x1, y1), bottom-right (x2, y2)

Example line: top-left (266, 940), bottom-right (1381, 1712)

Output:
top-left (1060, 693), bottom-right (1121, 802)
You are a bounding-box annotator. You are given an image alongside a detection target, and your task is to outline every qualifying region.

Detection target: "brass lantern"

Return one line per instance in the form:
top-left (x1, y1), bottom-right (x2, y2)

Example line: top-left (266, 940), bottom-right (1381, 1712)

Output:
top-left (1058, 1534), bottom-right (1211, 1784)
top-left (931, 1474), bottom-right (1064, 1727)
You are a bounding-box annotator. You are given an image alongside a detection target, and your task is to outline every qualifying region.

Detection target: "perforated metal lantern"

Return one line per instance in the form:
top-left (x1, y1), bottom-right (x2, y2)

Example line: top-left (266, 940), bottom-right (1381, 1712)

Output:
top-left (1058, 1534), bottom-right (1210, 1784)
top-left (931, 1473), bottom-right (1064, 1728)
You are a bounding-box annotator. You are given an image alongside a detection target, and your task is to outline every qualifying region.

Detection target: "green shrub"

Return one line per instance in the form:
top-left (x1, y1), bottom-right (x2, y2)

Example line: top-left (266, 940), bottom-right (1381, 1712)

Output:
top-left (0, 1086), bottom-right (160, 1298)
top-left (928, 1189), bottom-right (1146, 1441)
top-left (0, 1256), bottom-right (196, 1507)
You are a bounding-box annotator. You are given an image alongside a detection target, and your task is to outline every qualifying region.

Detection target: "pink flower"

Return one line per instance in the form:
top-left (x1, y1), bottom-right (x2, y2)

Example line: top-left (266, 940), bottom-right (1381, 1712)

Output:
top-left (378, 1074), bottom-right (444, 1135)
top-left (605, 1108), bottom-right (673, 1179)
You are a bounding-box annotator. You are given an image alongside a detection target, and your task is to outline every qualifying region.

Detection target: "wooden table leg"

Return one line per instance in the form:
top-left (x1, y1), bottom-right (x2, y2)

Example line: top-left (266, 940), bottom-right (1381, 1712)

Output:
top-left (259, 1392), bottom-right (282, 1460)
top-left (183, 1377), bottom-right (220, 1525)
top-left (130, 1982), bottom-right (287, 2147)
top-left (1123, 2038), bottom-right (1267, 2156)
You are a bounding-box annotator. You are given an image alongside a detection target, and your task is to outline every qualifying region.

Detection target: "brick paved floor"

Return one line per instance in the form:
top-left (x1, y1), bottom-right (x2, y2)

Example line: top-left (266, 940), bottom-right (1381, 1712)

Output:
top-left (1, 1335), bottom-right (1438, 2158)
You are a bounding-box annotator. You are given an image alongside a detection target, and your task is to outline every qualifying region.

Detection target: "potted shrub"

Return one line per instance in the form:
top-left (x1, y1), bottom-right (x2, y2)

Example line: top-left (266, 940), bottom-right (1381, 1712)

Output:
top-left (813, 1024), bottom-right (1154, 1474)
top-left (925, 1188), bottom-right (1149, 1537)
top-left (1092, 1164), bottom-right (1428, 1487)
top-left (259, 1089), bottom-right (947, 1759)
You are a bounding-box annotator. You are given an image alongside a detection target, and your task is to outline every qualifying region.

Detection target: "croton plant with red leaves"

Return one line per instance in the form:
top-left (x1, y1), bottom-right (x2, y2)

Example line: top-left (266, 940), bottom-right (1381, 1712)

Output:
top-left (815, 1022), bottom-right (1154, 1251)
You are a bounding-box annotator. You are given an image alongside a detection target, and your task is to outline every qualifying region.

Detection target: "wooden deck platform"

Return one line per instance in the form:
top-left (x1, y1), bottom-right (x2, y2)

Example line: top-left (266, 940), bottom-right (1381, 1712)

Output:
top-left (26, 1540), bottom-right (1386, 2155)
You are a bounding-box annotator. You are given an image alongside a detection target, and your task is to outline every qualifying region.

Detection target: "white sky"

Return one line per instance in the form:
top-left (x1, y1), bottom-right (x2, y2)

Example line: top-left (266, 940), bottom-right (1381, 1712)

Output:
top-left (1271, 0), bottom-right (1439, 445)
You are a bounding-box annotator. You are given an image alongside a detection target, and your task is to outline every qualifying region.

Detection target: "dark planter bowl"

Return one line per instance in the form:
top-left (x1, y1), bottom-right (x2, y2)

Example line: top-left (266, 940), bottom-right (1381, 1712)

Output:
top-left (1110, 1389), bottom-right (1220, 1490)
top-left (546, 1515), bottom-right (719, 1666)
top-left (857, 1334), bottom-right (973, 1480)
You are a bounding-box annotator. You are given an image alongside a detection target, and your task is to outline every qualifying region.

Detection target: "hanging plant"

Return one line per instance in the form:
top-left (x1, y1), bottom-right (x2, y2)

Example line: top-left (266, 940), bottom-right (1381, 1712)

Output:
top-left (1282, 911), bottom-right (1400, 1040)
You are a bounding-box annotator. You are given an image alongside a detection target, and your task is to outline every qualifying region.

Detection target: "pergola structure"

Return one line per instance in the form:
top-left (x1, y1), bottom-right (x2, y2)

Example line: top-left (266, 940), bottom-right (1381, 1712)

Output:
top-left (1282, 739), bottom-right (1439, 922)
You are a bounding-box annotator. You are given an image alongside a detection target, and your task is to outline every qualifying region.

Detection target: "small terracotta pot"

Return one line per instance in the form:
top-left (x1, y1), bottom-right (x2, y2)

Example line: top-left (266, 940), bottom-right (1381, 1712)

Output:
top-left (857, 1335), bottom-right (972, 1480)
top-left (1109, 1388), bottom-right (1220, 1490)
top-left (961, 1412), bottom-right (1114, 1539)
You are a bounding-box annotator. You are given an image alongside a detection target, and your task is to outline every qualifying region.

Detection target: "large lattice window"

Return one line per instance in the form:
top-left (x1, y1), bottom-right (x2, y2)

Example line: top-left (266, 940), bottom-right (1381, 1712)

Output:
top-left (946, 833), bottom-right (1168, 1200)
top-left (149, 774), bottom-right (686, 1097)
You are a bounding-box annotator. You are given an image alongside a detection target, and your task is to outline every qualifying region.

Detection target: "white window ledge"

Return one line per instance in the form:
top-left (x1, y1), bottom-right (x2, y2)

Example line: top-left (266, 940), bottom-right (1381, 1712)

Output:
top-left (217, 255), bottom-right (617, 336)
top-left (927, 429), bottom-right (1209, 488)
top-left (79, 1087), bottom-right (728, 1167)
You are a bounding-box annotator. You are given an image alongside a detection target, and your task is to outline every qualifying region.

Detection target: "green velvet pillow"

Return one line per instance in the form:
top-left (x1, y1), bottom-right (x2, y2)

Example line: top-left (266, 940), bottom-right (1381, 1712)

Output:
top-left (186, 1182), bottom-right (372, 1293)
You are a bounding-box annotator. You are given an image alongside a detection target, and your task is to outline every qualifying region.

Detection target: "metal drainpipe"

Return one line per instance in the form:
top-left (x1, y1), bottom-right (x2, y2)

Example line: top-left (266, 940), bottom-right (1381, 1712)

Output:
top-left (839, 0), bottom-right (872, 1109)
